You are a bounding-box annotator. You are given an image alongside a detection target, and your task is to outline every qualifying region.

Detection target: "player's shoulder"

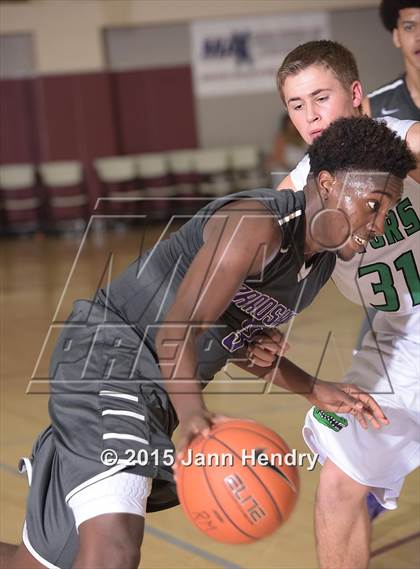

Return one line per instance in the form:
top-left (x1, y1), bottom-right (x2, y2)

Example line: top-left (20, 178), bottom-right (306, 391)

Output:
top-left (367, 76), bottom-right (405, 101)
top-left (374, 115), bottom-right (417, 140)
top-left (367, 76), bottom-right (405, 119)
top-left (204, 188), bottom-right (304, 241)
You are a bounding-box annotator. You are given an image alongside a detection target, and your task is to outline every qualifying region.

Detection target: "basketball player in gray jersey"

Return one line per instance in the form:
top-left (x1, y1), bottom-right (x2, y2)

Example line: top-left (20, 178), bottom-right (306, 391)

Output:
top-left (364, 0), bottom-right (420, 120)
top-left (0, 118), bottom-right (414, 569)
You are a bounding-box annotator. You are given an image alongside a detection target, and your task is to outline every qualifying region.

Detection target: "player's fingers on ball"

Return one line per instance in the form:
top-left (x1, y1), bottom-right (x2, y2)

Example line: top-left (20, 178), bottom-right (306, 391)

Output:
top-left (211, 414), bottom-right (233, 425)
top-left (176, 442), bottom-right (187, 461)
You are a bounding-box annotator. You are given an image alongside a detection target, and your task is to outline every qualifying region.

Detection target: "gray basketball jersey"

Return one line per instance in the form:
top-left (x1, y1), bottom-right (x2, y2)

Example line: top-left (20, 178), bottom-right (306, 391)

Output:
top-left (368, 75), bottom-right (420, 120)
top-left (98, 188), bottom-right (336, 384)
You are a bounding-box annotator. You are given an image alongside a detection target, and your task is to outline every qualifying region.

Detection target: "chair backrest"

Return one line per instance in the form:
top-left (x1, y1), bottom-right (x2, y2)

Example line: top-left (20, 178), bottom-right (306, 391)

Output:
top-left (0, 164), bottom-right (35, 189)
top-left (135, 153), bottom-right (168, 179)
top-left (194, 149), bottom-right (229, 174)
top-left (230, 145), bottom-right (260, 170)
top-left (94, 156), bottom-right (136, 183)
top-left (167, 150), bottom-right (196, 174)
top-left (39, 161), bottom-right (83, 187)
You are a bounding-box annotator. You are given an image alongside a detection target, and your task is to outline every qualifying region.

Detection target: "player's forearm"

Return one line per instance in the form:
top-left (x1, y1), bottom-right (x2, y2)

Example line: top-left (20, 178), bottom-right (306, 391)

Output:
top-left (235, 357), bottom-right (315, 399)
top-left (155, 325), bottom-right (205, 421)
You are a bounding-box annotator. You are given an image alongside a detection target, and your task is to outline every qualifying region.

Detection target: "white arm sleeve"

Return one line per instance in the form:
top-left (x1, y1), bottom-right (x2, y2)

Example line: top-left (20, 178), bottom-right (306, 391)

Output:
top-left (289, 154), bottom-right (310, 192)
top-left (377, 116), bottom-right (416, 140)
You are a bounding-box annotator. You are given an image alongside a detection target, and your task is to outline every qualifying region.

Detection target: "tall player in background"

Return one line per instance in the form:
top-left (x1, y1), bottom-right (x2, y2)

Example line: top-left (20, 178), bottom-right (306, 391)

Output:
top-left (275, 40), bottom-right (419, 569)
top-left (364, 0), bottom-right (420, 120)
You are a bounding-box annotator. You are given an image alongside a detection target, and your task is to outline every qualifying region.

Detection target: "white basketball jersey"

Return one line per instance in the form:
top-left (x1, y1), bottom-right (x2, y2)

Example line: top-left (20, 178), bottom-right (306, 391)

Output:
top-left (289, 117), bottom-right (420, 340)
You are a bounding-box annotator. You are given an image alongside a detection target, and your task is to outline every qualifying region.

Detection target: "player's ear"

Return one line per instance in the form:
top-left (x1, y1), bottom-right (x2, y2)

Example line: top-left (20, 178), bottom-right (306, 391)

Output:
top-left (317, 170), bottom-right (336, 201)
top-left (392, 28), bottom-right (401, 49)
top-left (350, 81), bottom-right (363, 110)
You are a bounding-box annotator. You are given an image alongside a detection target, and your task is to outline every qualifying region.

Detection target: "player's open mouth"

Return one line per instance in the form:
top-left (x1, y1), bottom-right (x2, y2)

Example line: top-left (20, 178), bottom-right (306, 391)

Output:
top-left (352, 234), bottom-right (368, 251)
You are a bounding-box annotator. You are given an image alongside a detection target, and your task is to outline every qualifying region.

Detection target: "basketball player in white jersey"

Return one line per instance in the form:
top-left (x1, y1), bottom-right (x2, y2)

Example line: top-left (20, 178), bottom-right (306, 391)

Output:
top-left (355, 0), bottom-right (419, 397)
top-left (272, 40), bottom-right (419, 569)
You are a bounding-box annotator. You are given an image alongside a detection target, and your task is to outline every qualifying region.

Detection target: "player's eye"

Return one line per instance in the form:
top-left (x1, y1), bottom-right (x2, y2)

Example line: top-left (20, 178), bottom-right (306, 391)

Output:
top-left (367, 200), bottom-right (380, 212)
top-left (403, 23), bottom-right (414, 31)
top-left (292, 104), bottom-right (303, 111)
top-left (316, 96), bottom-right (328, 103)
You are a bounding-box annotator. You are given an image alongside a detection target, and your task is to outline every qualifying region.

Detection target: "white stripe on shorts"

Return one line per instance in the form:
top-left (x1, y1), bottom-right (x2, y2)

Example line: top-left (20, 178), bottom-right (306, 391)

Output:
top-left (23, 522), bottom-right (61, 569)
top-left (103, 433), bottom-right (149, 445)
top-left (99, 390), bottom-right (138, 403)
top-left (66, 464), bottom-right (126, 503)
top-left (102, 409), bottom-right (145, 421)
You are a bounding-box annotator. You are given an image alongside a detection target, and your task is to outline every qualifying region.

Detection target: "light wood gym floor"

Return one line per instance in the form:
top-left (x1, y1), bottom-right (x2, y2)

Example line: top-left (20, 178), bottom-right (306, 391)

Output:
top-left (1, 223), bottom-right (419, 568)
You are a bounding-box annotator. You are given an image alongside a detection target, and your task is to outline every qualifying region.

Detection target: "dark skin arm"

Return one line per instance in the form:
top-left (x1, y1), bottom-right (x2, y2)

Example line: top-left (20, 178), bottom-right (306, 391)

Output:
top-left (156, 199), bottom-right (282, 452)
top-left (234, 351), bottom-right (388, 430)
top-left (156, 199), bottom-right (388, 458)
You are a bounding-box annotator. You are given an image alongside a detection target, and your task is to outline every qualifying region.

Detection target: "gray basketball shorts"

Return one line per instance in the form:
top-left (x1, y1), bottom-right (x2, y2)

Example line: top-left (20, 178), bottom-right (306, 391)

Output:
top-left (20, 300), bottom-right (179, 569)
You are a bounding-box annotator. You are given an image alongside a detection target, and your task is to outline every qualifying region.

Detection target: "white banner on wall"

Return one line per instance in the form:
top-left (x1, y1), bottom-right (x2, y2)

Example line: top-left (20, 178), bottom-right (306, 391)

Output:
top-left (191, 12), bottom-right (330, 97)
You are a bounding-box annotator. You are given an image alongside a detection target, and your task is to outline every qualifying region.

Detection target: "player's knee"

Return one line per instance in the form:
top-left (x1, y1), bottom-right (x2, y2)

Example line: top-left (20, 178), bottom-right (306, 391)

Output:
top-left (318, 460), bottom-right (368, 504)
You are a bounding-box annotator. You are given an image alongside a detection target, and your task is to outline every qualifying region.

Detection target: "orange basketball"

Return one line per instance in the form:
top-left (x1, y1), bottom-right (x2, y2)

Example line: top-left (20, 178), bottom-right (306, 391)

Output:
top-left (176, 419), bottom-right (299, 544)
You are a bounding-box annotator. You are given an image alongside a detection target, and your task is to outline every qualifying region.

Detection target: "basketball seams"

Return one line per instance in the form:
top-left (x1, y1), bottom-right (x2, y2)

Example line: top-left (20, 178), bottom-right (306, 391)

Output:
top-left (177, 436), bottom-right (255, 543)
top-left (201, 444), bottom-right (258, 542)
top-left (176, 421), bottom-right (299, 544)
top-left (207, 434), bottom-right (285, 526)
top-left (212, 425), bottom-right (299, 493)
top-left (176, 436), bottom-right (204, 533)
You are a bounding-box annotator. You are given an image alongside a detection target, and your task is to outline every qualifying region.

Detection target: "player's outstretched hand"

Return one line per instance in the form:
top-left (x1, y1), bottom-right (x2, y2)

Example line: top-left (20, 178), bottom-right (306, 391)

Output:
top-left (247, 328), bottom-right (290, 367)
top-left (308, 379), bottom-right (389, 430)
top-left (173, 410), bottom-right (232, 480)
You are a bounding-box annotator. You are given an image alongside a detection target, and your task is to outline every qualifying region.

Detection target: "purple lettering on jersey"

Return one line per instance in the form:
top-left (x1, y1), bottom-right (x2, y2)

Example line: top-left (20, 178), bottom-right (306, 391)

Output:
top-left (222, 285), bottom-right (297, 352)
top-left (222, 319), bottom-right (265, 352)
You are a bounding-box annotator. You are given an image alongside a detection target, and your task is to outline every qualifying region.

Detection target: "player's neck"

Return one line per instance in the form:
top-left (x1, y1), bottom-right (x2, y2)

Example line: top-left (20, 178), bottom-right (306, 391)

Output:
top-left (404, 61), bottom-right (420, 108)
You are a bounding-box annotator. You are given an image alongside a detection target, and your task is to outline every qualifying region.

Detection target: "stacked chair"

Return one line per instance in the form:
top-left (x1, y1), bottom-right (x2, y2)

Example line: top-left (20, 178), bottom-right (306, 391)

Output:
top-left (135, 153), bottom-right (172, 221)
top-left (0, 164), bottom-right (40, 234)
top-left (39, 161), bottom-right (87, 232)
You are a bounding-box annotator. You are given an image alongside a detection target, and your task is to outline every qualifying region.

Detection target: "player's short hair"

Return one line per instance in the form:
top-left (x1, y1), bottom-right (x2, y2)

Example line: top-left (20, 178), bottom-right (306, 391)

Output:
top-left (380, 0), bottom-right (420, 32)
top-left (277, 40), bottom-right (359, 103)
top-left (308, 116), bottom-right (416, 179)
